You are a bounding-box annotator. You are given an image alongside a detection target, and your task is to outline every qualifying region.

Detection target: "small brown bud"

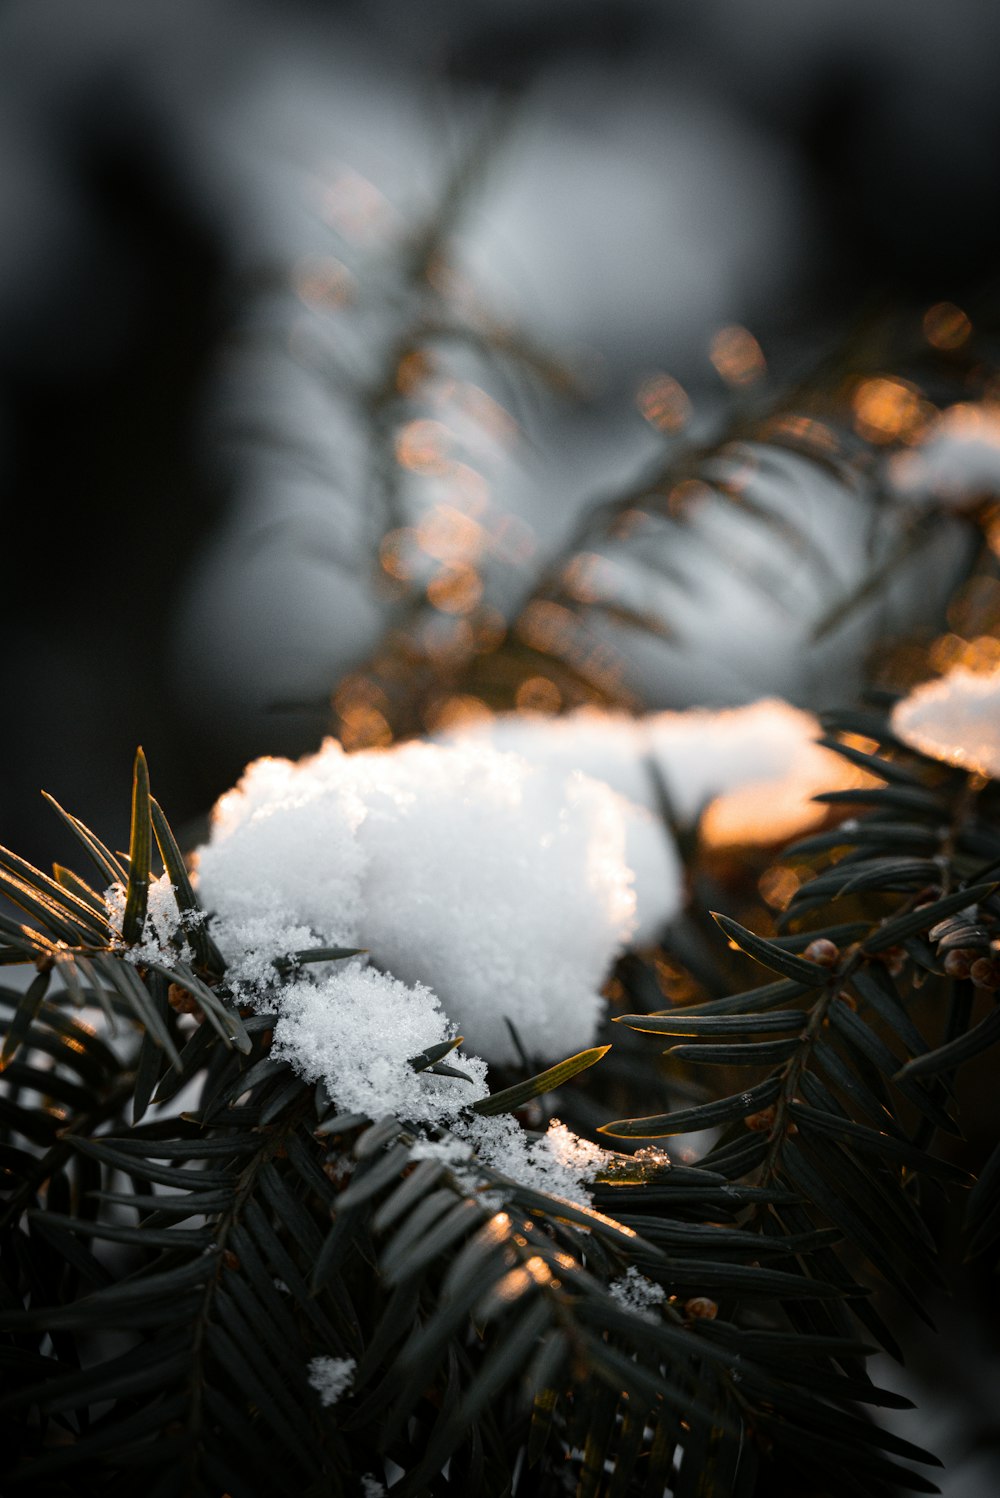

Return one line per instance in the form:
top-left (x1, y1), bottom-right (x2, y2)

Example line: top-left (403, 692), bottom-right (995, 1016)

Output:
top-left (835, 990), bottom-right (858, 1011)
top-left (683, 1296), bottom-right (718, 1321)
top-left (943, 949), bottom-right (976, 979)
top-left (221, 1250), bottom-right (240, 1272)
top-left (877, 945), bottom-right (906, 976)
top-left (970, 957), bottom-right (1000, 990)
top-left (745, 1106), bottom-right (776, 1133)
top-left (167, 982), bottom-right (203, 1017)
top-left (804, 938), bottom-right (839, 967)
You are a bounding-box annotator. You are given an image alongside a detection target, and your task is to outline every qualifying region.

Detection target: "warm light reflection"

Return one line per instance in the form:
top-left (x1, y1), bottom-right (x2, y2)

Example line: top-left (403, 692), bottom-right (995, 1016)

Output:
top-left (491, 1254), bottom-right (553, 1304)
top-left (636, 372), bottom-right (691, 432)
top-left (892, 665), bottom-right (1000, 779)
top-left (852, 376), bottom-right (929, 444)
top-left (667, 479), bottom-right (712, 516)
top-left (424, 695), bottom-right (494, 733)
top-left (709, 325), bottom-right (766, 386)
top-left (517, 600), bottom-right (578, 655)
top-left (928, 632), bottom-right (1000, 675)
top-left (395, 348), bottom-right (435, 396)
top-left (697, 703), bottom-right (879, 850)
top-left (395, 419), bottom-right (453, 475)
top-left (761, 414), bottom-right (840, 455)
top-left (426, 564), bottom-right (483, 615)
top-left (758, 864), bottom-right (802, 912)
top-left (379, 528), bottom-right (419, 580)
top-left (560, 552), bottom-right (613, 605)
top-left (923, 301), bottom-right (972, 351)
top-left (418, 505), bottom-right (484, 564)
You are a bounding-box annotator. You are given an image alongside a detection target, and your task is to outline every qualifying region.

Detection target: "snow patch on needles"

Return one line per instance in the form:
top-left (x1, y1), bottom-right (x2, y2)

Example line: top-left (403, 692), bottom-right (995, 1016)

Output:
top-left (609, 1266), bottom-right (667, 1321)
top-left (105, 874), bottom-right (189, 965)
top-left (272, 966), bottom-right (489, 1125)
top-left (306, 1355), bottom-right (355, 1408)
top-left (892, 666), bottom-right (1000, 779)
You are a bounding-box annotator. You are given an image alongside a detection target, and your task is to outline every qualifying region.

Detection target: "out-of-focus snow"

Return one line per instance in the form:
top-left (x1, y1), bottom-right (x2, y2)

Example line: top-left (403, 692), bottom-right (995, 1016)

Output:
top-left (891, 665), bottom-right (1000, 779)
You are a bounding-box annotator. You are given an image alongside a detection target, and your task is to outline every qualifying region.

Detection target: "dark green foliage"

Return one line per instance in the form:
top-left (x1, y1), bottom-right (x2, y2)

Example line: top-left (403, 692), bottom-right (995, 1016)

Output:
top-left (0, 714), bottom-right (998, 1495)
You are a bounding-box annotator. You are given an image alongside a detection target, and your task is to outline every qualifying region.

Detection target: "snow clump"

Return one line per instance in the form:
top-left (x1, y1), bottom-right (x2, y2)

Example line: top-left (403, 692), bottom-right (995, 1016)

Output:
top-left (889, 403), bottom-right (1000, 510)
top-left (306, 1355), bottom-right (356, 1408)
top-left (609, 1266), bottom-right (667, 1321)
top-left (105, 873), bottom-right (190, 966)
top-left (891, 666), bottom-right (1000, 779)
top-left (271, 965), bottom-right (489, 1126)
top-left (195, 737), bottom-right (652, 1067)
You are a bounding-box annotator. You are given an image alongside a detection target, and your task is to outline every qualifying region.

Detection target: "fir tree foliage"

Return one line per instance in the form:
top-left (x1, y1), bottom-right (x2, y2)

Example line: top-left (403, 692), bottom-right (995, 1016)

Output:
top-left (0, 703), bottom-right (999, 1495)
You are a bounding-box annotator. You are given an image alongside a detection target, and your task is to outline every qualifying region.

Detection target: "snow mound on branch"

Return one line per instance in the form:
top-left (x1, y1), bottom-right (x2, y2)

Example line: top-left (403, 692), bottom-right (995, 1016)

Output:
top-left (195, 737), bottom-right (656, 1066)
top-left (891, 666), bottom-right (1000, 779)
top-left (345, 740), bottom-right (640, 1066)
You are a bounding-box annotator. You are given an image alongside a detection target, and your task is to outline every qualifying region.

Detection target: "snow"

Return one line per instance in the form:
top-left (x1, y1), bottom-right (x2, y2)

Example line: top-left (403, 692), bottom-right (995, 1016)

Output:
top-left (187, 700), bottom-right (871, 1203)
top-left (410, 1116), bottom-right (615, 1208)
top-left (890, 403), bottom-right (1000, 510)
top-left (345, 740), bottom-right (638, 1066)
top-left (444, 697), bottom-right (866, 848)
top-left (609, 1266), bottom-right (667, 1321)
top-left (195, 737), bottom-right (642, 1066)
top-left (306, 1355), bottom-right (356, 1408)
top-left (271, 965), bottom-right (489, 1127)
top-left (468, 1115), bottom-right (616, 1206)
top-left (891, 666), bottom-right (1000, 779)
top-left (104, 873), bottom-right (190, 966)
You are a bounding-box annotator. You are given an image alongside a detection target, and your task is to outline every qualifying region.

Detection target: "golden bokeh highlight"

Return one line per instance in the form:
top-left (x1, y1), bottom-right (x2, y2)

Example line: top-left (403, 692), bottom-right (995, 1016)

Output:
top-left (923, 301), bottom-right (972, 352)
top-left (851, 376), bottom-right (930, 445)
top-left (636, 372), bottom-right (691, 433)
top-left (758, 865), bottom-right (802, 912)
top-left (709, 325), bottom-right (766, 386)
top-left (426, 563), bottom-right (483, 615)
top-left (423, 694), bottom-right (494, 733)
top-left (395, 419), bottom-right (453, 475)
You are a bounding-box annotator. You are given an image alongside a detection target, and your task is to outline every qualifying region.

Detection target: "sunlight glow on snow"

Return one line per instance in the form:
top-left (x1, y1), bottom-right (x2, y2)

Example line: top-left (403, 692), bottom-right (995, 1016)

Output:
top-left (891, 665), bottom-right (1000, 779)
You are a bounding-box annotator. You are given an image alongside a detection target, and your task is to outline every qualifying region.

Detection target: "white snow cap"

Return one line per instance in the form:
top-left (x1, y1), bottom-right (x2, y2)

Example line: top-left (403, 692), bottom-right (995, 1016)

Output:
top-left (891, 666), bottom-right (1000, 779)
top-left (195, 737), bottom-right (663, 1067)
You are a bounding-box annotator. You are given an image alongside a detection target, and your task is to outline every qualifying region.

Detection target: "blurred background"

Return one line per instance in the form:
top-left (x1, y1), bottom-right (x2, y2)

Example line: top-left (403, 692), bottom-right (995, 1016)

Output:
top-left (4, 0), bottom-right (1000, 865)
top-left (3, 3), bottom-right (1000, 1491)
